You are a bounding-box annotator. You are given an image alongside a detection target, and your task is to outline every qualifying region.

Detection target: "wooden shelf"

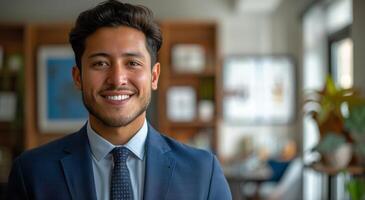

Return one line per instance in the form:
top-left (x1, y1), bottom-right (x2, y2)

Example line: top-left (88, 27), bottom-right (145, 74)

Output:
top-left (169, 120), bottom-right (215, 129)
top-left (170, 70), bottom-right (215, 78)
top-left (309, 162), bottom-right (365, 176)
top-left (157, 21), bottom-right (218, 153)
top-left (0, 70), bottom-right (19, 77)
top-left (0, 122), bottom-right (21, 131)
top-left (0, 23), bottom-right (25, 155)
top-left (1, 23), bottom-right (74, 151)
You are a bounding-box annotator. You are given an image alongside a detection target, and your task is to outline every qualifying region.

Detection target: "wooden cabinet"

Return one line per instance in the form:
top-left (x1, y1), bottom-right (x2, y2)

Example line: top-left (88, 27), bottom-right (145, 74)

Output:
top-left (0, 24), bottom-right (26, 155)
top-left (0, 24), bottom-right (74, 151)
top-left (157, 21), bottom-right (219, 152)
top-left (0, 24), bottom-right (26, 184)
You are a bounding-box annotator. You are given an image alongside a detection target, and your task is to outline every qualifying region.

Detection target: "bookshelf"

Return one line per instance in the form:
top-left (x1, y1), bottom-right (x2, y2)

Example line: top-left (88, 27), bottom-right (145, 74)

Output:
top-left (157, 21), bottom-right (219, 152)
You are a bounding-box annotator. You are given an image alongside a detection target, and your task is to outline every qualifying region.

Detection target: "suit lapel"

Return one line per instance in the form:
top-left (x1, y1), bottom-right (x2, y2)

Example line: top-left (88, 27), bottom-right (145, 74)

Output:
top-left (143, 125), bottom-right (175, 200)
top-left (60, 126), bottom-right (97, 200)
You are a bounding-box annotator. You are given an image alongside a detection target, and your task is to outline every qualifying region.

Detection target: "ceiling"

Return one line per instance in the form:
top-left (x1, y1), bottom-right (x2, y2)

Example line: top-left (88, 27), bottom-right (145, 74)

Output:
top-left (0, 0), bottom-right (287, 23)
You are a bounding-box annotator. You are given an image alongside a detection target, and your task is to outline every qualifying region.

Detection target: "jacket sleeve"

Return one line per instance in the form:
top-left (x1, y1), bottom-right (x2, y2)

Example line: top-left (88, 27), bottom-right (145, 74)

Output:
top-left (207, 155), bottom-right (232, 200)
top-left (6, 158), bottom-right (29, 200)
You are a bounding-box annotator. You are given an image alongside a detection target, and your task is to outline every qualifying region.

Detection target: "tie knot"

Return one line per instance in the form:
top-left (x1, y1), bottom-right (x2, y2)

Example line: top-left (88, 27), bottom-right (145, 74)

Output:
top-left (112, 147), bottom-right (131, 164)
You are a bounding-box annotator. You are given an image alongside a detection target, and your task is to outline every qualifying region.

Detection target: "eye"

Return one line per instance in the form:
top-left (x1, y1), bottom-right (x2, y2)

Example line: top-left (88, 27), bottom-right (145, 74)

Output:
top-left (127, 60), bottom-right (142, 68)
top-left (91, 61), bottom-right (109, 69)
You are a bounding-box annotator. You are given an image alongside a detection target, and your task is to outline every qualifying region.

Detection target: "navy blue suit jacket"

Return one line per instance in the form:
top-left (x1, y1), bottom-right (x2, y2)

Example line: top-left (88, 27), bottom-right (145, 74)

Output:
top-left (6, 124), bottom-right (232, 200)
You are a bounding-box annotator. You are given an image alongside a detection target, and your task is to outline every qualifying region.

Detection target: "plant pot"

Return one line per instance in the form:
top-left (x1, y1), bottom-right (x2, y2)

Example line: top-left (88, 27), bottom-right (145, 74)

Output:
top-left (322, 143), bottom-right (352, 169)
top-left (353, 144), bottom-right (365, 166)
top-left (350, 132), bottom-right (365, 143)
top-left (350, 132), bottom-right (365, 165)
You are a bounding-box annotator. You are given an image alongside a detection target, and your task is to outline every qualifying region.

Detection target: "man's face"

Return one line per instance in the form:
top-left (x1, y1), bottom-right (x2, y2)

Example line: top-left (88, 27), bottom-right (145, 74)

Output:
top-left (72, 26), bottom-right (160, 127)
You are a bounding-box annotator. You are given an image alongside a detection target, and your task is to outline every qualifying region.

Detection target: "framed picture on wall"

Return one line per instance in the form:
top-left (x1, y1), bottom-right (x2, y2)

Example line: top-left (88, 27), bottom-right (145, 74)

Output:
top-left (222, 55), bottom-right (295, 124)
top-left (37, 45), bottom-right (88, 133)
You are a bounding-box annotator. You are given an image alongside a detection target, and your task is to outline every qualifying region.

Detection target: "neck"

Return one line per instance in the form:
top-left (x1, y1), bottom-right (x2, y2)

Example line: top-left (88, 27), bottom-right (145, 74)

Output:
top-left (89, 114), bottom-right (146, 145)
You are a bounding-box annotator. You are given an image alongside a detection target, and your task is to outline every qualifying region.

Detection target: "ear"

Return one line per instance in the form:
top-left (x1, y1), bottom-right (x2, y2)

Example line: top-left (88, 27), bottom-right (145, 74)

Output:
top-left (72, 66), bottom-right (82, 90)
top-left (151, 62), bottom-right (160, 90)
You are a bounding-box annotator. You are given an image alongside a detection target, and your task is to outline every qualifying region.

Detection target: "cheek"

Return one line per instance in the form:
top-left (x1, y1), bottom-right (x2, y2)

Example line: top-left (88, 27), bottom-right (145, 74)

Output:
top-left (82, 72), bottom-right (104, 91)
top-left (134, 72), bottom-right (151, 87)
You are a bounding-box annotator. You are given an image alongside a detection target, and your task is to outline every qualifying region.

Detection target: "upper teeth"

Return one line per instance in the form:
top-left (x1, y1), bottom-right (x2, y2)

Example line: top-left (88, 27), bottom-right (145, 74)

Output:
top-left (107, 95), bottom-right (130, 101)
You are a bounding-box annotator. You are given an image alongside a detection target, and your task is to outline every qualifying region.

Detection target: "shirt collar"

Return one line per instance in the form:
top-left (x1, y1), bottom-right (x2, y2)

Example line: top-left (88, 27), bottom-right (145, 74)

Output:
top-left (86, 119), bottom-right (148, 162)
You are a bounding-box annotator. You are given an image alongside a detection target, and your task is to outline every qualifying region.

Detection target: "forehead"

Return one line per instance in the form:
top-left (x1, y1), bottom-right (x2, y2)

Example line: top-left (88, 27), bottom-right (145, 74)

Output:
top-left (83, 26), bottom-right (149, 57)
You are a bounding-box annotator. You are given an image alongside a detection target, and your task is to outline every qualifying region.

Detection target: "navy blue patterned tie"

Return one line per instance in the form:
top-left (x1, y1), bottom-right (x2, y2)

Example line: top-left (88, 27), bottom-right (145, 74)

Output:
top-left (111, 147), bottom-right (133, 200)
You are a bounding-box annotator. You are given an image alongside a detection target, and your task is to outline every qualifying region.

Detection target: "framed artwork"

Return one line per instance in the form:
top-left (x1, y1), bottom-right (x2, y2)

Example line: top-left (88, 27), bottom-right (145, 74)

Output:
top-left (223, 55), bottom-right (295, 124)
top-left (167, 86), bottom-right (197, 122)
top-left (37, 45), bottom-right (88, 133)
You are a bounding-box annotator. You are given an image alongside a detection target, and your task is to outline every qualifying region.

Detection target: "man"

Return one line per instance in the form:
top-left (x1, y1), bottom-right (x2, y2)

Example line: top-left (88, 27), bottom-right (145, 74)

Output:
top-left (6, 0), bottom-right (232, 199)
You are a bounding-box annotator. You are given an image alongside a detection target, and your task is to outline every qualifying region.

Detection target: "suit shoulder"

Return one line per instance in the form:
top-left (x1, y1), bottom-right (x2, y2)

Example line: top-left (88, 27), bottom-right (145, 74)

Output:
top-left (17, 130), bottom-right (83, 162)
top-left (160, 134), bottom-right (215, 163)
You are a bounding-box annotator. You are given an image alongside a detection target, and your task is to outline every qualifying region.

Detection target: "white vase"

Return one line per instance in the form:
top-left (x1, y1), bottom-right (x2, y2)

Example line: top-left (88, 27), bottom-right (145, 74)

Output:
top-left (198, 100), bottom-right (214, 122)
top-left (323, 143), bottom-right (352, 169)
top-left (350, 132), bottom-right (365, 165)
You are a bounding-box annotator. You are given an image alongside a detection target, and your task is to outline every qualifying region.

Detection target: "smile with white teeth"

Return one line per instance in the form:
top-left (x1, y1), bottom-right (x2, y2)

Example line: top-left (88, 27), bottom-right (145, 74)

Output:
top-left (106, 95), bottom-right (130, 101)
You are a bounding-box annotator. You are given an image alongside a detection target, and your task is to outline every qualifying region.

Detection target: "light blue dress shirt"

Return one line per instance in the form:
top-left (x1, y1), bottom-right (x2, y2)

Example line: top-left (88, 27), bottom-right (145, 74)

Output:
top-left (86, 120), bottom-right (147, 200)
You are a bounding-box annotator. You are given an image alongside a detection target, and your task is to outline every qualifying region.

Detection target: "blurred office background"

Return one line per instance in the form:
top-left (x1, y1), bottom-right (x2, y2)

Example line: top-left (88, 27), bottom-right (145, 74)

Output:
top-left (1, 0), bottom-right (365, 199)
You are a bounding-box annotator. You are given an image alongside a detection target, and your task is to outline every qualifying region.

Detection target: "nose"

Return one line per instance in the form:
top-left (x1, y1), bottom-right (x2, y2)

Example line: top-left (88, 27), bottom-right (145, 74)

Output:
top-left (106, 62), bottom-right (128, 86)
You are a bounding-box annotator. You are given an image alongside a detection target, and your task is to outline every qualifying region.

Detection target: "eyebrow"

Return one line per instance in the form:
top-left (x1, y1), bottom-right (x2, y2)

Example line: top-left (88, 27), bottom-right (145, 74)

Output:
top-left (88, 52), bottom-right (109, 59)
top-left (87, 52), bottom-right (145, 59)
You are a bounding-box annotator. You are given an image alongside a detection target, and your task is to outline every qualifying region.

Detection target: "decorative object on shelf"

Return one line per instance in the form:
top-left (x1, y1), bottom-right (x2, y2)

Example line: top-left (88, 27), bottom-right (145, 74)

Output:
top-left (198, 100), bottom-right (214, 122)
top-left (223, 56), bottom-right (295, 124)
top-left (37, 45), bottom-right (88, 133)
top-left (167, 86), bottom-right (196, 122)
top-left (198, 78), bottom-right (214, 122)
top-left (171, 44), bottom-right (205, 73)
top-left (0, 46), bottom-right (3, 70)
top-left (0, 92), bottom-right (17, 121)
top-left (6, 53), bottom-right (23, 72)
top-left (188, 128), bottom-right (212, 151)
top-left (314, 133), bottom-right (352, 169)
top-left (0, 50), bottom-right (24, 130)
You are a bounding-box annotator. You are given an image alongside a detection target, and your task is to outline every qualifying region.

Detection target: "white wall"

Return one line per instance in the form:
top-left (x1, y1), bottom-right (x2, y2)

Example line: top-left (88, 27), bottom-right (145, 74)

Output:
top-left (219, 13), bottom-right (273, 56)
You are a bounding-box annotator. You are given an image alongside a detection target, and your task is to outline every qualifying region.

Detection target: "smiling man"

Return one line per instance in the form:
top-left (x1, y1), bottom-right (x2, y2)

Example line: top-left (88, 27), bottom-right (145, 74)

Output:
top-left (6, 1), bottom-right (232, 200)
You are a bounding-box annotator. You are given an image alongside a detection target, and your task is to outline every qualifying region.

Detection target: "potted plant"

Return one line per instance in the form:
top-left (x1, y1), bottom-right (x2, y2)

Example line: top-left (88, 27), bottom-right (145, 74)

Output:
top-left (343, 107), bottom-right (365, 200)
top-left (314, 133), bottom-right (352, 169)
top-left (345, 104), bottom-right (365, 165)
top-left (304, 76), bottom-right (365, 141)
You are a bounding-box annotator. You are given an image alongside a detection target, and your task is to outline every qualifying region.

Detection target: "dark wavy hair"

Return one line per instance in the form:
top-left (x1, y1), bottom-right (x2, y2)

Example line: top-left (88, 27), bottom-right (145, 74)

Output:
top-left (69, 0), bottom-right (162, 70)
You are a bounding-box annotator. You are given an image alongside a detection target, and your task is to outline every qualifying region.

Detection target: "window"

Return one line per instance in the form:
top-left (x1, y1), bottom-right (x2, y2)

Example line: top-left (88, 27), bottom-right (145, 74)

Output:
top-left (329, 29), bottom-right (353, 89)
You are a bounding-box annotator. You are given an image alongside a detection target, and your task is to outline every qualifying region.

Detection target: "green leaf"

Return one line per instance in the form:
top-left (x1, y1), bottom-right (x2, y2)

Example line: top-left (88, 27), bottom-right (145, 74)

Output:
top-left (346, 178), bottom-right (365, 200)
